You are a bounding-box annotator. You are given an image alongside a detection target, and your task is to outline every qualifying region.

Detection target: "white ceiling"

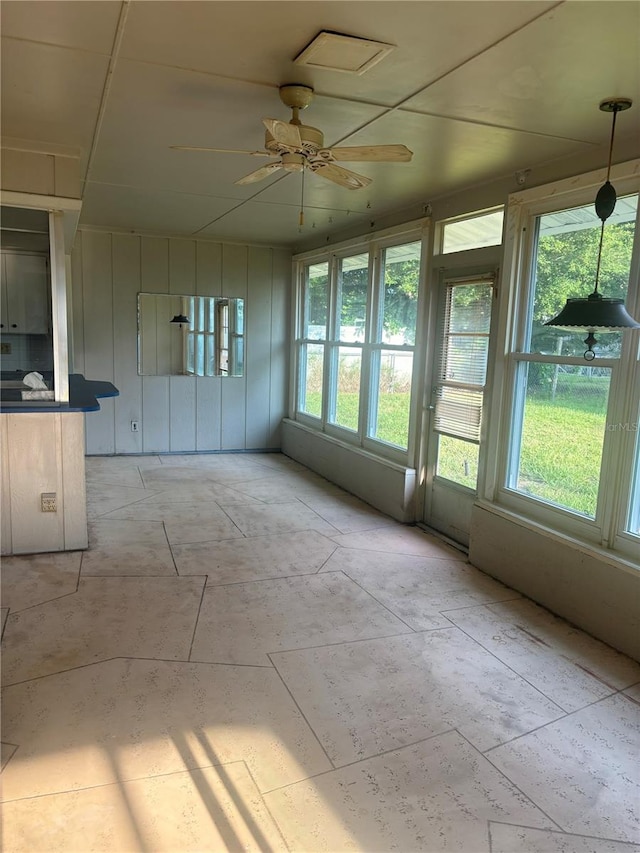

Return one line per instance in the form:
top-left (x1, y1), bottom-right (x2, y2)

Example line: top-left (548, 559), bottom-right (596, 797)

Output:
top-left (2, 1), bottom-right (639, 249)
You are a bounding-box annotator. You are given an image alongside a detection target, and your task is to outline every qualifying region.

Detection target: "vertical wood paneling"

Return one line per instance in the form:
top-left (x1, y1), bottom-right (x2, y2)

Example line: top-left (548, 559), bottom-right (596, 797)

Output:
top-left (61, 413), bottom-right (88, 549)
top-left (169, 239), bottom-right (197, 450)
top-left (82, 231), bottom-right (115, 453)
top-left (141, 238), bottom-right (169, 452)
top-left (221, 244), bottom-right (247, 449)
top-left (8, 413), bottom-right (64, 553)
top-left (113, 234), bottom-right (142, 453)
top-left (70, 232), bottom-right (85, 375)
top-left (269, 248), bottom-right (291, 447)
top-left (75, 231), bottom-right (289, 457)
top-left (141, 237), bottom-right (169, 292)
top-left (1, 416), bottom-right (13, 554)
top-left (142, 378), bottom-right (170, 451)
top-left (245, 247), bottom-right (272, 449)
top-left (195, 242), bottom-right (222, 450)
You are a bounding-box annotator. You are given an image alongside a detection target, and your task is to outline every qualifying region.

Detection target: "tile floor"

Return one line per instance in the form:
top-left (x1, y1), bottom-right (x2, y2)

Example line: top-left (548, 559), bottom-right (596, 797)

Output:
top-left (1, 451), bottom-right (639, 853)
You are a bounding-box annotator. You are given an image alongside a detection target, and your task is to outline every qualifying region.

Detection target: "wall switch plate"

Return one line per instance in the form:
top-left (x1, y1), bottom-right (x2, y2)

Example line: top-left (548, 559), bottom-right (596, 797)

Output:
top-left (131, 420), bottom-right (139, 432)
top-left (41, 492), bottom-right (57, 512)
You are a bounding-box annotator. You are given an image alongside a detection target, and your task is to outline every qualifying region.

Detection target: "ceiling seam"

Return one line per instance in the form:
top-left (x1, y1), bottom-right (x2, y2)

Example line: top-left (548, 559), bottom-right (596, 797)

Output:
top-left (83, 0), bottom-right (131, 186)
top-left (326, 0), bottom-right (567, 148)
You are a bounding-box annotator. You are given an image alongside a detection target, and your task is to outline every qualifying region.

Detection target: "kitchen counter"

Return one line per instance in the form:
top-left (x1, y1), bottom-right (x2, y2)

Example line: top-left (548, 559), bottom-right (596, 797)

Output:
top-left (0, 373), bottom-right (119, 412)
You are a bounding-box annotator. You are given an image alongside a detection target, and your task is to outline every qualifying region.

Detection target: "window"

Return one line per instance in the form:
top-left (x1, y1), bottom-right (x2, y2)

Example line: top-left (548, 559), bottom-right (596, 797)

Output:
top-left (294, 227), bottom-right (425, 460)
top-left (328, 253), bottom-right (368, 432)
top-left (434, 277), bottom-right (493, 489)
top-left (298, 261), bottom-right (328, 419)
top-left (367, 242), bottom-right (420, 448)
top-left (497, 163), bottom-right (640, 556)
top-left (440, 209), bottom-right (504, 254)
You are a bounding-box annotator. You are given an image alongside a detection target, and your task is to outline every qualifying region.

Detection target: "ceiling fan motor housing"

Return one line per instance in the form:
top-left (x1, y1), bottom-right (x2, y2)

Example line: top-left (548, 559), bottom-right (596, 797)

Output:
top-left (265, 123), bottom-right (324, 156)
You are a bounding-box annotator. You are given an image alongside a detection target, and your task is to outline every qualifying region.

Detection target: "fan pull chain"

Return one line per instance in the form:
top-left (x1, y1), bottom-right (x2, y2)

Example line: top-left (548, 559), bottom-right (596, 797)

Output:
top-left (299, 167), bottom-right (305, 229)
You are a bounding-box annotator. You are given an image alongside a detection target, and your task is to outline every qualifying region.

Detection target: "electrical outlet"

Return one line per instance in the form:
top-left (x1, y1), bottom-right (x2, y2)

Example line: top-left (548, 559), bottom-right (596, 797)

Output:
top-left (41, 492), bottom-right (57, 512)
top-left (131, 420), bottom-right (139, 432)
top-left (0, 343), bottom-right (11, 355)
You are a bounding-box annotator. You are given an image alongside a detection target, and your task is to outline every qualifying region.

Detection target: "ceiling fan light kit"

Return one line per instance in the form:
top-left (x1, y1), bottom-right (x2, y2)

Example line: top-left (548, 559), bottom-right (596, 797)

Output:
top-left (172, 83), bottom-right (413, 191)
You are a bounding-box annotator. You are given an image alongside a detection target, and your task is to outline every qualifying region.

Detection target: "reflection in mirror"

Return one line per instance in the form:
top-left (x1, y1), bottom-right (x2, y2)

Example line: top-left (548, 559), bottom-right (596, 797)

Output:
top-left (138, 293), bottom-right (244, 377)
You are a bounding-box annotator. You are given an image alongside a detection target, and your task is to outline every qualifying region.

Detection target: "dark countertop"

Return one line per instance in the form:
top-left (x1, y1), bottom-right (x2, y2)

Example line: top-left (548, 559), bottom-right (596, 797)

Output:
top-left (0, 374), bottom-right (119, 413)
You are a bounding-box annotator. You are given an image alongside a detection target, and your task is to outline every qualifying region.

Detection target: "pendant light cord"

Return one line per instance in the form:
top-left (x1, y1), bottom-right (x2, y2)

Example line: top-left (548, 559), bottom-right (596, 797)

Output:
top-left (605, 105), bottom-right (619, 183)
top-left (593, 219), bottom-right (606, 296)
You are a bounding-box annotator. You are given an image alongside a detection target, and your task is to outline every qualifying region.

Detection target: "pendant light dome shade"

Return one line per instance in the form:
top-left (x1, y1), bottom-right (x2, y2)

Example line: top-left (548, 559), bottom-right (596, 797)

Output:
top-left (547, 293), bottom-right (640, 331)
top-left (545, 97), bottom-right (639, 359)
top-left (170, 313), bottom-right (190, 327)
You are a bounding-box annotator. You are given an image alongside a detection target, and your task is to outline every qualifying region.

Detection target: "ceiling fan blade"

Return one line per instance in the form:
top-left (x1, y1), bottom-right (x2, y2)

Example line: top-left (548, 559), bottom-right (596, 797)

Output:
top-left (170, 145), bottom-right (273, 157)
top-left (262, 119), bottom-right (302, 149)
top-left (234, 163), bottom-right (283, 185)
top-left (310, 162), bottom-right (372, 190)
top-left (321, 144), bottom-right (413, 163)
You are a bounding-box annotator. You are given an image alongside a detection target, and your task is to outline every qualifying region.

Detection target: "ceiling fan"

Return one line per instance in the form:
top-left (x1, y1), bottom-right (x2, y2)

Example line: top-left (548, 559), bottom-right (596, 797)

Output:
top-left (171, 84), bottom-right (413, 190)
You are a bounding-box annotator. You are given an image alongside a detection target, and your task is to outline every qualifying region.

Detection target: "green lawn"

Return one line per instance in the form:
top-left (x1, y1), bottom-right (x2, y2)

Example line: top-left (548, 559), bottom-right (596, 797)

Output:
top-left (302, 374), bottom-right (609, 516)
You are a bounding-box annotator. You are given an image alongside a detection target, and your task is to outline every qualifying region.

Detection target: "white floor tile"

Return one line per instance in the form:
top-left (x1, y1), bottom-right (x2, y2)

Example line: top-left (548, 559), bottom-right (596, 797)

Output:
top-left (1, 576), bottom-right (204, 684)
top-left (190, 572), bottom-right (410, 665)
top-left (223, 502), bottom-right (338, 537)
top-left (2, 761), bottom-right (287, 853)
top-left (264, 731), bottom-right (553, 852)
top-left (331, 526), bottom-right (467, 559)
top-left (489, 823), bottom-right (640, 853)
top-left (272, 628), bottom-right (564, 764)
top-left (0, 551), bottom-right (81, 612)
top-left (1, 659), bottom-right (332, 800)
top-left (80, 543), bottom-right (177, 576)
top-left (86, 483), bottom-right (154, 518)
top-left (322, 549), bottom-right (519, 629)
top-left (447, 598), bottom-right (640, 712)
top-left (489, 694), bottom-right (640, 843)
top-left (172, 529), bottom-right (337, 584)
top-left (297, 494), bottom-right (398, 533)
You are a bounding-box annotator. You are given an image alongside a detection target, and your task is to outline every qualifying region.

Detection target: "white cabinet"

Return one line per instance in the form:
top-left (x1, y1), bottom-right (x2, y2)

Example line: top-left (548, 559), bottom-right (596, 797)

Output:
top-left (1, 251), bottom-right (50, 335)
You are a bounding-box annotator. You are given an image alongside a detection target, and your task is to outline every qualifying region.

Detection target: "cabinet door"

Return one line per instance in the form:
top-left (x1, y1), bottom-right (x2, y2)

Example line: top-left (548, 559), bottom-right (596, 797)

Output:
top-left (3, 252), bottom-right (50, 334)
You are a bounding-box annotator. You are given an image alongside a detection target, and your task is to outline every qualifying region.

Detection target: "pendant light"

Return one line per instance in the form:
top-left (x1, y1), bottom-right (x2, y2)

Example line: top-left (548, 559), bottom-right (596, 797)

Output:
top-left (170, 314), bottom-right (190, 328)
top-left (544, 98), bottom-right (639, 360)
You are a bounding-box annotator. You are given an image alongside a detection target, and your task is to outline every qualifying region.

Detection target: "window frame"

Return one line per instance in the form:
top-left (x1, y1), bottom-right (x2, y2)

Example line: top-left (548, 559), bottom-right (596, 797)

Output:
top-left (292, 221), bottom-right (429, 465)
top-left (485, 160), bottom-right (640, 557)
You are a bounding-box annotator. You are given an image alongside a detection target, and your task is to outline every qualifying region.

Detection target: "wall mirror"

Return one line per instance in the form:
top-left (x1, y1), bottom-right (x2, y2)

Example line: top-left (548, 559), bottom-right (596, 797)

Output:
top-left (138, 293), bottom-right (244, 377)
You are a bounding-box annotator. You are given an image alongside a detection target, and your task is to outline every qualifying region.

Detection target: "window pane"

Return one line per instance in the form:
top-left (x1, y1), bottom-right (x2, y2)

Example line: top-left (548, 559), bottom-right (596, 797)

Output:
top-left (437, 435), bottom-right (480, 488)
top-left (529, 194), bottom-right (638, 357)
top-left (626, 416), bottom-right (640, 536)
top-left (448, 283), bottom-right (491, 334)
top-left (337, 253), bottom-right (368, 342)
top-left (299, 343), bottom-right (324, 418)
top-left (304, 262), bottom-right (329, 340)
top-left (442, 210), bottom-right (504, 254)
top-left (511, 363), bottom-right (611, 517)
top-left (331, 347), bottom-right (361, 431)
top-left (370, 350), bottom-right (413, 448)
top-left (380, 241), bottom-right (421, 345)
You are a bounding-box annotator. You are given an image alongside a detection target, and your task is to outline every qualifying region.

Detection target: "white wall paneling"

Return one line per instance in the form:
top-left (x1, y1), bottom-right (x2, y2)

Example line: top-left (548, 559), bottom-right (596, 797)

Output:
top-left (195, 242), bottom-right (222, 450)
top-left (74, 230), bottom-right (291, 454)
top-left (1, 413), bottom-right (87, 555)
top-left (81, 230), bottom-right (115, 453)
top-left (245, 247), bottom-right (272, 449)
top-left (469, 503), bottom-right (640, 660)
top-left (268, 249), bottom-right (289, 448)
top-left (113, 234), bottom-right (142, 453)
top-left (282, 419), bottom-right (417, 523)
top-left (220, 244), bottom-right (247, 451)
